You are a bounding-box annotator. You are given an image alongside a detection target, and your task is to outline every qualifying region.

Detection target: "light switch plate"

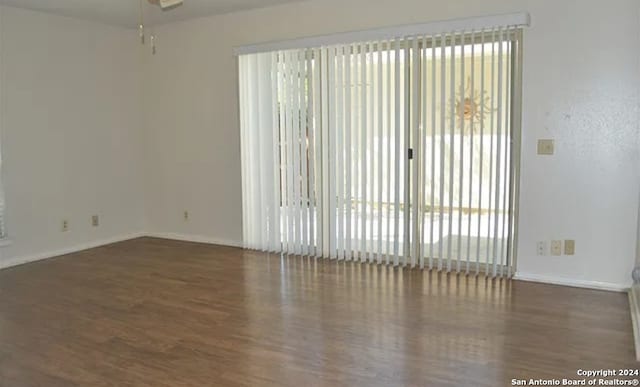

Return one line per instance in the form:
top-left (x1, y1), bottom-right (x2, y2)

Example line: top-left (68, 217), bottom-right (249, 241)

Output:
top-left (564, 240), bottom-right (575, 255)
top-left (551, 240), bottom-right (562, 256)
top-left (537, 139), bottom-right (555, 155)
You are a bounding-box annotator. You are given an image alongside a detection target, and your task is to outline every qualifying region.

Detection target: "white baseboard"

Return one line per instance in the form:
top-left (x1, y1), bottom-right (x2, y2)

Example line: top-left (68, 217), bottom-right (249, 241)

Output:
top-left (0, 232), bottom-right (146, 271)
top-left (628, 285), bottom-right (640, 361)
top-left (0, 231), bottom-right (243, 272)
top-left (145, 232), bottom-right (243, 249)
top-left (514, 272), bottom-right (629, 292)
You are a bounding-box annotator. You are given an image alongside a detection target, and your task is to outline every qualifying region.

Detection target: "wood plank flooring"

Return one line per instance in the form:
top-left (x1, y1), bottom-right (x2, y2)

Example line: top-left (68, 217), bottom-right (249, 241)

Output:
top-left (0, 237), bottom-right (636, 386)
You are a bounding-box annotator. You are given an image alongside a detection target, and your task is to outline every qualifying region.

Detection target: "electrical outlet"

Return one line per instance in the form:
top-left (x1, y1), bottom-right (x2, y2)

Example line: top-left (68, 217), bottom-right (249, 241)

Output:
top-left (537, 139), bottom-right (555, 155)
top-left (536, 241), bottom-right (547, 256)
top-left (61, 220), bottom-right (69, 232)
top-left (564, 240), bottom-right (575, 255)
top-left (92, 215), bottom-right (99, 227)
top-left (183, 211), bottom-right (189, 221)
top-left (551, 240), bottom-right (562, 256)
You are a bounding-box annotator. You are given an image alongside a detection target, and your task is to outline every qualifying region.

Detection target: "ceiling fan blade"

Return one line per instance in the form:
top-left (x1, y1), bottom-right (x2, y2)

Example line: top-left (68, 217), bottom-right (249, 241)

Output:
top-left (147, 0), bottom-right (184, 10)
top-left (158, 0), bottom-right (184, 10)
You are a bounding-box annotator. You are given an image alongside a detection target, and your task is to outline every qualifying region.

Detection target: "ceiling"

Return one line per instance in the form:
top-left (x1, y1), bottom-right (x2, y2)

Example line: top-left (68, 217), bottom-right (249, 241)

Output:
top-left (0, 0), bottom-right (307, 28)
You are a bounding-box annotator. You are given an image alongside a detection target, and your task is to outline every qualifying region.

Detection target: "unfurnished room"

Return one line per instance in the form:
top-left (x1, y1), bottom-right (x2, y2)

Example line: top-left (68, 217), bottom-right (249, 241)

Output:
top-left (0, 0), bottom-right (639, 386)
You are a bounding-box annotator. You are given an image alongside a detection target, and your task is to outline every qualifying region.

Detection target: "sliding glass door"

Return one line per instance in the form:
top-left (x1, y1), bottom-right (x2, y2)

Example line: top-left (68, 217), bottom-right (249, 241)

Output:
top-left (239, 27), bottom-right (522, 277)
top-left (409, 31), bottom-right (522, 276)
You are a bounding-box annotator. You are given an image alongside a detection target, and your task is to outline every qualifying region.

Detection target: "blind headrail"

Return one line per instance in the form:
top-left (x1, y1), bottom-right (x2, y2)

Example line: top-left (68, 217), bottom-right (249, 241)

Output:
top-left (234, 12), bottom-right (530, 56)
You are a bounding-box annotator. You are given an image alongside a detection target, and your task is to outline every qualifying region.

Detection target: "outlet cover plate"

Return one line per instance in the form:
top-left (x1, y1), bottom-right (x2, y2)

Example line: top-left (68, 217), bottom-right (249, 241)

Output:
top-left (551, 240), bottom-right (562, 256)
top-left (536, 241), bottom-right (547, 256)
top-left (564, 240), bottom-right (575, 255)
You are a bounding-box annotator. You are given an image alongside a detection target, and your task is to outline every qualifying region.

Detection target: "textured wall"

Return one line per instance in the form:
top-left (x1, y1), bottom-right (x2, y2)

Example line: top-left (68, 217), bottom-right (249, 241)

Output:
top-left (0, 6), bottom-right (145, 266)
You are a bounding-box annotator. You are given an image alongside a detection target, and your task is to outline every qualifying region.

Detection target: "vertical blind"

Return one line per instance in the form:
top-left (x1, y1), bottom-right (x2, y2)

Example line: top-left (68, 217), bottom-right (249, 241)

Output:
top-left (239, 20), bottom-right (523, 277)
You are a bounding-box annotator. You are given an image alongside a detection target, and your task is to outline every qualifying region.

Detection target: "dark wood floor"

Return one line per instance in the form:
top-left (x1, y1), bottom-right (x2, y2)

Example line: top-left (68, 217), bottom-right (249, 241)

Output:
top-left (0, 237), bottom-right (635, 386)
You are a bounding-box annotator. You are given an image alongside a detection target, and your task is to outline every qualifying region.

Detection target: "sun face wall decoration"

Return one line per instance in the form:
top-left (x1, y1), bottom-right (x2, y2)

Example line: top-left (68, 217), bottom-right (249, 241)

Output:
top-left (454, 77), bottom-right (495, 132)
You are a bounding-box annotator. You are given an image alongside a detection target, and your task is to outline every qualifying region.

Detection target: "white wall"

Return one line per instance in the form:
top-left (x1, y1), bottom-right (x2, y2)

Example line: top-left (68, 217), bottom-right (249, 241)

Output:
top-left (143, 0), bottom-right (640, 289)
top-left (0, 6), bottom-right (145, 267)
